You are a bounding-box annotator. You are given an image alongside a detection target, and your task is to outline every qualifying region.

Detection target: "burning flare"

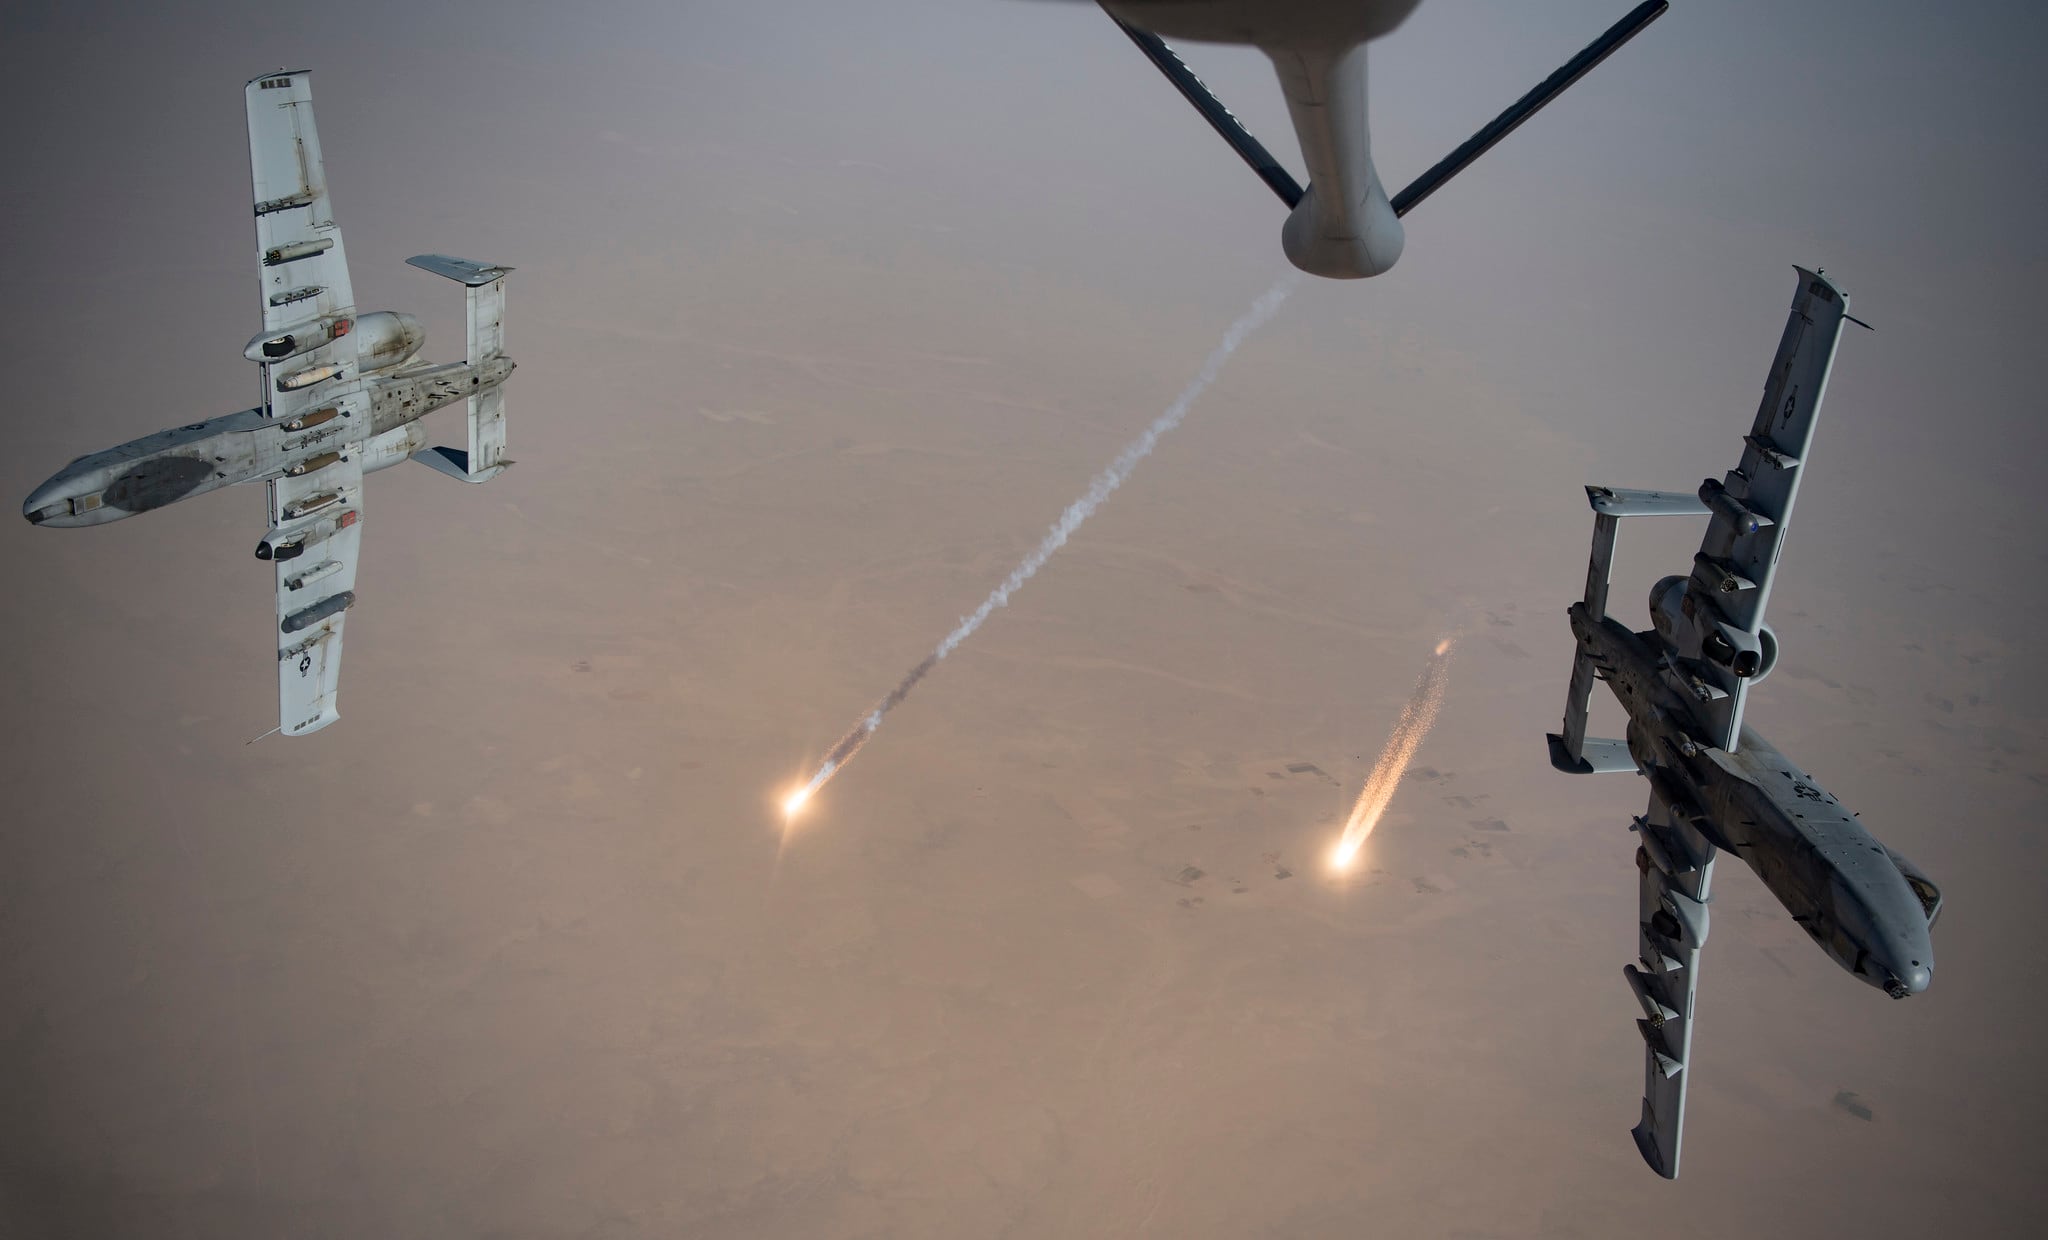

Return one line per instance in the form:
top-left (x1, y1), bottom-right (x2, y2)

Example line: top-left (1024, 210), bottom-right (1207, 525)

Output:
top-left (1332, 636), bottom-right (1459, 869)
top-left (778, 275), bottom-right (1300, 817)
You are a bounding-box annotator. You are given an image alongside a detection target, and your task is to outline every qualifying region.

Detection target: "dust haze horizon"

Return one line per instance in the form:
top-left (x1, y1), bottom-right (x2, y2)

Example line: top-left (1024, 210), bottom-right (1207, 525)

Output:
top-left (3, 1), bottom-right (2044, 1236)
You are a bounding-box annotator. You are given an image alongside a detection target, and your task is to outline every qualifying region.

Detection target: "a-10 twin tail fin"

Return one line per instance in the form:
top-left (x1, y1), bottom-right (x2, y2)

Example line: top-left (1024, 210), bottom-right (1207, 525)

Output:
top-left (406, 254), bottom-right (515, 483)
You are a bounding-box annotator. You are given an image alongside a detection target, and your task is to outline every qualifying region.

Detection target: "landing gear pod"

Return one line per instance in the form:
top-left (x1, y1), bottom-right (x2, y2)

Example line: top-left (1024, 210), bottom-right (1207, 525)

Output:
top-left (255, 508), bottom-right (358, 560)
top-left (244, 314), bottom-right (353, 363)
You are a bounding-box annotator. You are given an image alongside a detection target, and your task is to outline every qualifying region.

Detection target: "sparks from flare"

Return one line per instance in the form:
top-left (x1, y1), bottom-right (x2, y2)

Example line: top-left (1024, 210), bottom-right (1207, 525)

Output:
top-left (778, 275), bottom-right (1301, 818)
top-left (1332, 636), bottom-right (1459, 870)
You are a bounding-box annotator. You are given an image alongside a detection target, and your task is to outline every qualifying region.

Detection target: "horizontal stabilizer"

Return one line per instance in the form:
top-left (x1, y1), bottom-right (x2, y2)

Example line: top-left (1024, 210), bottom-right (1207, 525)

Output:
top-left (405, 254), bottom-right (514, 287)
top-left (412, 444), bottom-right (506, 485)
top-left (1585, 486), bottom-right (1711, 518)
top-left (1548, 733), bottom-right (1634, 774)
top-left (1633, 1103), bottom-right (1677, 1179)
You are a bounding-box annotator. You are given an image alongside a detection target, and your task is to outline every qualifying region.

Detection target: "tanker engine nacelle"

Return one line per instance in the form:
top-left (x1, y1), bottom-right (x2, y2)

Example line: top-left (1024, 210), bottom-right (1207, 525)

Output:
top-left (1649, 575), bottom-right (1777, 683)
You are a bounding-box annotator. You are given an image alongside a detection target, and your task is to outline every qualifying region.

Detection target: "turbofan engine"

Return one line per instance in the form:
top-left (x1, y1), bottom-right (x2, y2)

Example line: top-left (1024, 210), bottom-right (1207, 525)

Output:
top-left (350, 311), bottom-right (425, 372)
top-left (1649, 575), bottom-right (1778, 682)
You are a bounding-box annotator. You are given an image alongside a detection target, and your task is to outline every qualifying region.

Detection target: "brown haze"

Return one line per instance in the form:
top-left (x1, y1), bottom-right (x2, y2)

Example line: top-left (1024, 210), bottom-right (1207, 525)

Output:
top-left (2, 1), bottom-right (2044, 1236)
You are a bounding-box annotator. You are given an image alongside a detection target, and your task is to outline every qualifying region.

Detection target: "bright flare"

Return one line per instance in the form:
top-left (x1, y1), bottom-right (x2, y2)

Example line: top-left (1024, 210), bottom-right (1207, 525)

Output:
top-left (1332, 636), bottom-right (1459, 868)
top-left (777, 275), bottom-right (1300, 818)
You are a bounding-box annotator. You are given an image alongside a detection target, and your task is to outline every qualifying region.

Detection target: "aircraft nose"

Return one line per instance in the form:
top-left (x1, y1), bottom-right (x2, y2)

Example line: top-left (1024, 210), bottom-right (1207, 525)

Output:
top-left (23, 479), bottom-right (70, 525)
top-left (1884, 961), bottom-right (1932, 999)
top-left (22, 468), bottom-right (114, 527)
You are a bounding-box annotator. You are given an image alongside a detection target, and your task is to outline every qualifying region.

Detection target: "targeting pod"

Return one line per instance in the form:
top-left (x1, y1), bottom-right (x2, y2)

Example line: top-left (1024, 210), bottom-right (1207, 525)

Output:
top-left (281, 589), bottom-right (355, 634)
top-left (1698, 478), bottom-right (1773, 537)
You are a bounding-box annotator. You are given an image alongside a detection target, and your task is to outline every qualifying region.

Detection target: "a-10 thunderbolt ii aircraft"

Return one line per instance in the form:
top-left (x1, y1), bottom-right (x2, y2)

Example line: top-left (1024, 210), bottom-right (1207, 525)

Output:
top-left (1546, 268), bottom-right (1942, 1178)
top-left (21, 71), bottom-right (515, 737)
top-left (1089, 0), bottom-right (1669, 277)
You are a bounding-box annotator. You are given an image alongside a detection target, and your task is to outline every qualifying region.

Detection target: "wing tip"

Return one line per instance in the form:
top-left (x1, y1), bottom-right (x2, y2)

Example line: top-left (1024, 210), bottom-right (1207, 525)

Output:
top-left (405, 254), bottom-right (516, 286)
top-left (1632, 1103), bottom-right (1680, 1179)
top-left (246, 69), bottom-right (314, 92)
top-left (284, 706), bottom-right (340, 737)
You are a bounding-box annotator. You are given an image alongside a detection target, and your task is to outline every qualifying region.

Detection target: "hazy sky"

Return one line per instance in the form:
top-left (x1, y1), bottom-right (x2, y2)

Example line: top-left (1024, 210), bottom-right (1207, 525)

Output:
top-left (3, 2), bottom-right (2044, 1236)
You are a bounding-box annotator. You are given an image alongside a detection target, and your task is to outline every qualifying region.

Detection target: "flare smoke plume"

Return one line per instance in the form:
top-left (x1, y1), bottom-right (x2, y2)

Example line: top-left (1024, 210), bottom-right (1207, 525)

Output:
top-left (1332, 636), bottom-right (1458, 866)
top-left (783, 275), bottom-right (1301, 815)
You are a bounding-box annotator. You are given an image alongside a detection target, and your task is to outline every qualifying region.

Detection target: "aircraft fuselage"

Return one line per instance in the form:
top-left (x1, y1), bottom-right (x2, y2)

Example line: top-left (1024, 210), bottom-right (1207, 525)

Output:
top-left (22, 349), bottom-right (513, 529)
top-left (1571, 602), bottom-right (1936, 998)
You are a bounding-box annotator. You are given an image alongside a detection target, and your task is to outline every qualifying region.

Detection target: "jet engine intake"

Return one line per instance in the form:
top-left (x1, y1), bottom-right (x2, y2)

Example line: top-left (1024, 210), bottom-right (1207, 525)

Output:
top-left (1655, 574), bottom-right (1766, 677)
top-left (1701, 621), bottom-right (1762, 678)
top-left (1750, 622), bottom-right (1778, 684)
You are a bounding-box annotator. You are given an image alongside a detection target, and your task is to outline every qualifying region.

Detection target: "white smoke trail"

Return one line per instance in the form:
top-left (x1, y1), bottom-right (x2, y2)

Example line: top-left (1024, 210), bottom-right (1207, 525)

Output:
top-left (1332, 636), bottom-right (1458, 867)
top-left (930, 274), bottom-right (1301, 663)
top-left (785, 274), bottom-right (1302, 813)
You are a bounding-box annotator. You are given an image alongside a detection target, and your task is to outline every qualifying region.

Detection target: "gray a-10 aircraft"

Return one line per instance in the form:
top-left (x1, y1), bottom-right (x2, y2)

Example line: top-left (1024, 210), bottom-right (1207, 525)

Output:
top-left (1547, 268), bottom-right (1942, 1178)
top-left (22, 71), bottom-right (515, 737)
top-left (1091, 0), bottom-right (1669, 277)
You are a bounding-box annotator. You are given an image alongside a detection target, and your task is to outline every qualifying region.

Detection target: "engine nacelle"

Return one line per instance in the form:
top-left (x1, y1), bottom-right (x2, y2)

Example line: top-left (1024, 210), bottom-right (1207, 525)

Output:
top-left (362, 421), bottom-right (428, 473)
top-left (255, 508), bottom-right (359, 561)
top-left (1701, 620), bottom-right (1763, 678)
top-left (1750, 622), bottom-right (1779, 683)
top-left (351, 311), bottom-right (425, 372)
top-left (1648, 575), bottom-right (1688, 644)
top-left (1649, 574), bottom-right (1776, 680)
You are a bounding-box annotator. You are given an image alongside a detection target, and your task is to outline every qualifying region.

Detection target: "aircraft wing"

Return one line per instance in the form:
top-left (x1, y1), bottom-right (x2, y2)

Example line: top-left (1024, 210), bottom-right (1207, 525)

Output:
top-left (1680, 268), bottom-right (1850, 748)
top-left (268, 450), bottom-right (364, 736)
top-left (1623, 782), bottom-right (1719, 1179)
top-left (246, 70), bottom-right (357, 423)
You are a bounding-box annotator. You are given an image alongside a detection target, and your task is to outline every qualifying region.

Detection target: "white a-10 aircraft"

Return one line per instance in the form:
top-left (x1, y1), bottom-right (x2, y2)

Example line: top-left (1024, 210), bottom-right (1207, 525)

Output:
top-left (1092, 1), bottom-right (1669, 277)
top-left (22, 71), bottom-right (515, 737)
top-left (1547, 269), bottom-right (1941, 1178)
